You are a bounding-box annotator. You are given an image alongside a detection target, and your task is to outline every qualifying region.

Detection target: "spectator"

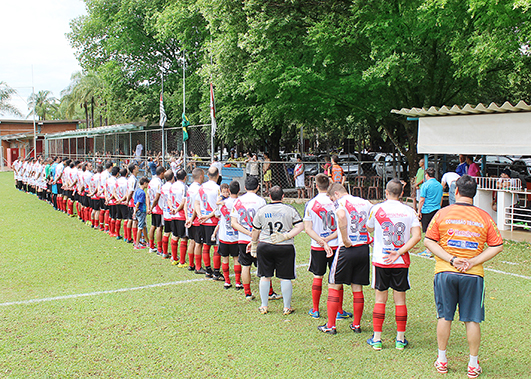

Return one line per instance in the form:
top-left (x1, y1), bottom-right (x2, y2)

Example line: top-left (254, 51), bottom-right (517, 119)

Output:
top-left (211, 156), bottom-right (223, 185)
top-left (417, 167), bottom-right (443, 233)
top-left (466, 156), bottom-right (481, 177)
top-left (329, 155), bottom-right (345, 185)
top-left (323, 156), bottom-right (331, 176)
top-left (294, 154), bottom-right (305, 198)
top-left (263, 152), bottom-right (272, 194)
top-left (441, 171), bottom-right (460, 205)
top-left (415, 158), bottom-right (425, 211)
top-left (455, 154), bottom-right (468, 176)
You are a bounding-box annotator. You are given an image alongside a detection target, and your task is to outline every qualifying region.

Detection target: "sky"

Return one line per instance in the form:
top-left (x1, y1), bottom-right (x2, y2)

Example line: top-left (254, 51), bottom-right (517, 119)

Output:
top-left (0, 0), bottom-right (87, 119)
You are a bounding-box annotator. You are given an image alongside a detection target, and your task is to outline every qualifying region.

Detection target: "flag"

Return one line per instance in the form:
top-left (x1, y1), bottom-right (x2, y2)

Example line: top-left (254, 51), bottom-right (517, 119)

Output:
top-left (159, 92), bottom-right (167, 127)
top-left (182, 112), bottom-right (190, 141)
top-left (210, 82), bottom-right (217, 137)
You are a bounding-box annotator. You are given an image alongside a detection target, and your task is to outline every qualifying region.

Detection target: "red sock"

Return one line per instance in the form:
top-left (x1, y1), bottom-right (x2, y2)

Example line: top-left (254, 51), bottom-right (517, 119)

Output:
top-left (213, 245), bottom-right (221, 270)
top-left (202, 244), bottom-right (211, 267)
top-left (352, 291), bottom-right (364, 327)
top-left (312, 277), bottom-right (323, 312)
top-left (76, 202), bottom-right (81, 217)
top-left (104, 212), bottom-right (110, 231)
top-left (109, 219), bottom-right (115, 235)
top-left (171, 239), bottom-right (179, 261)
top-left (162, 235), bottom-right (169, 256)
top-left (180, 240), bottom-right (188, 264)
top-left (338, 287), bottom-right (344, 314)
top-left (67, 200), bottom-right (73, 215)
top-left (234, 264), bottom-right (242, 285)
top-left (373, 303), bottom-right (386, 333)
top-left (99, 211), bottom-right (105, 229)
top-left (95, 219), bottom-right (99, 228)
top-left (149, 239), bottom-right (155, 249)
top-left (195, 254), bottom-right (202, 270)
top-left (132, 227), bottom-right (138, 243)
top-left (157, 240), bottom-right (162, 253)
top-left (123, 225), bottom-right (129, 240)
top-left (269, 281), bottom-right (274, 296)
top-left (396, 304), bottom-right (407, 333)
top-left (222, 263), bottom-right (230, 284)
top-left (116, 220), bottom-right (122, 237)
top-left (243, 283), bottom-right (252, 296)
top-left (326, 288), bottom-right (341, 329)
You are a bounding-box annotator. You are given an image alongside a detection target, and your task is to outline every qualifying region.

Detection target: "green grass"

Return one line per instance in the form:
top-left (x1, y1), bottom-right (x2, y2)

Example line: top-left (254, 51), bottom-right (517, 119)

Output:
top-left (0, 172), bottom-right (529, 378)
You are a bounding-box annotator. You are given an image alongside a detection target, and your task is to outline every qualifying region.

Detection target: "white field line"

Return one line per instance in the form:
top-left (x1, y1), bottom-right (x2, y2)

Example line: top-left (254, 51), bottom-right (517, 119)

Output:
top-left (0, 263), bottom-right (310, 307)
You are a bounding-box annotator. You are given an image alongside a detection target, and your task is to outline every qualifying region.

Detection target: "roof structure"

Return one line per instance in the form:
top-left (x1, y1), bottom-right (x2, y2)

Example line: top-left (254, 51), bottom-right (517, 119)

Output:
top-left (44, 123), bottom-right (146, 140)
top-left (391, 100), bottom-right (531, 118)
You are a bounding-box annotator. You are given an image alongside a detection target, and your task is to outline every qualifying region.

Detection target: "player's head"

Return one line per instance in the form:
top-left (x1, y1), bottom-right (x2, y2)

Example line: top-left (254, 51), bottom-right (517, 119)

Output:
top-left (425, 167), bottom-right (436, 179)
top-left (97, 165), bottom-right (104, 173)
top-left (128, 163), bottom-right (137, 175)
top-left (105, 162), bottom-right (113, 170)
top-left (269, 186), bottom-right (284, 201)
top-left (139, 176), bottom-right (149, 188)
top-left (192, 168), bottom-right (204, 183)
top-left (296, 154), bottom-right (302, 161)
top-left (245, 176), bottom-right (259, 191)
top-left (456, 174), bottom-right (477, 199)
top-left (327, 182), bottom-right (346, 201)
top-left (176, 169), bottom-right (187, 181)
top-left (315, 173), bottom-right (331, 192)
top-left (111, 166), bottom-right (120, 177)
top-left (385, 179), bottom-right (403, 200)
top-left (82, 163), bottom-right (88, 171)
top-left (331, 155), bottom-right (339, 164)
top-left (164, 169), bottom-right (174, 182)
top-left (119, 168), bottom-right (128, 177)
top-left (207, 166), bottom-right (219, 180)
top-left (220, 183), bottom-right (230, 198)
top-left (156, 166), bottom-right (165, 178)
top-left (229, 180), bottom-right (240, 195)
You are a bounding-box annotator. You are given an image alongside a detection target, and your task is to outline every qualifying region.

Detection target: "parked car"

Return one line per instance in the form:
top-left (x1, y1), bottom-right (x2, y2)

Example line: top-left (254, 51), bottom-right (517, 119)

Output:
top-left (337, 154), bottom-right (363, 178)
top-left (372, 153), bottom-right (406, 179)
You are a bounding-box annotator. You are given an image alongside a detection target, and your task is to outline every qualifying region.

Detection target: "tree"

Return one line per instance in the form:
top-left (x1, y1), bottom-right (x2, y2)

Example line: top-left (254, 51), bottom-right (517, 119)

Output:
top-left (0, 81), bottom-right (22, 117)
top-left (27, 90), bottom-right (58, 121)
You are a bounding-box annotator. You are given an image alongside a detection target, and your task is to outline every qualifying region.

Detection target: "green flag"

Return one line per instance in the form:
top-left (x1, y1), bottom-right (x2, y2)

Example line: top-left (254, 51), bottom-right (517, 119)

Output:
top-left (182, 113), bottom-right (190, 141)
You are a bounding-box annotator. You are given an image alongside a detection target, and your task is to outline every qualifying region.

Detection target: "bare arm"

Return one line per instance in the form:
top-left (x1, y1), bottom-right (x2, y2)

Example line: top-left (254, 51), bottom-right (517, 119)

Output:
top-left (231, 216), bottom-right (252, 237)
top-left (384, 226), bottom-right (421, 264)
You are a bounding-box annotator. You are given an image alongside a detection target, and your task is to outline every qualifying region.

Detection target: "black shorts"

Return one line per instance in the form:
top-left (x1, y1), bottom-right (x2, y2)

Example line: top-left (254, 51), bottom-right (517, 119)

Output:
top-left (372, 266), bottom-right (410, 292)
top-left (257, 242), bottom-right (296, 280)
top-left (238, 242), bottom-right (256, 267)
top-left (218, 242), bottom-right (239, 257)
top-left (172, 220), bottom-right (187, 239)
top-left (116, 204), bottom-right (128, 220)
top-left (126, 206), bottom-right (134, 220)
top-left (202, 225), bottom-right (217, 246)
top-left (100, 199), bottom-right (107, 211)
top-left (74, 192), bottom-right (79, 202)
top-left (109, 204), bottom-right (117, 219)
top-left (91, 198), bottom-right (100, 211)
top-left (189, 225), bottom-right (204, 244)
top-left (329, 245), bottom-right (370, 286)
top-left (164, 219), bottom-right (173, 234)
top-left (421, 210), bottom-right (438, 232)
top-left (57, 183), bottom-right (63, 194)
top-left (308, 248), bottom-right (336, 277)
top-left (151, 213), bottom-right (163, 228)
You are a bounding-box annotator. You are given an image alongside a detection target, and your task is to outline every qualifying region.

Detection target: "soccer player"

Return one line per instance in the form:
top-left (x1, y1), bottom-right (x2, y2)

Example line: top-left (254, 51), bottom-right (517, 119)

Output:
top-left (218, 180), bottom-right (242, 289)
top-left (365, 179), bottom-right (422, 350)
top-left (196, 167), bottom-right (222, 279)
top-left (114, 168), bottom-right (129, 240)
top-left (329, 155), bottom-right (345, 185)
top-left (303, 173), bottom-right (340, 319)
top-left (125, 163), bottom-right (140, 244)
top-left (294, 155), bottom-right (305, 199)
top-left (169, 169), bottom-right (188, 266)
top-left (98, 162), bottom-right (112, 231)
top-left (82, 162), bottom-right (94, 225)
top-left (105, 166), bottom-right (119, 237)
top-left (424, 175), bottom-right (503, 378)
top-left (185, 168), bottom-right (205, 273)
top-left (251, 185), bottom-right (304, 314)
top-left (148, 166), bottom-right (165, 254)
top-left (88, 165), bottom-right (103, 228)
top-left (318, 183), bottom-right (373, 335)
top-left (160, 170), bottom-right (175, 259)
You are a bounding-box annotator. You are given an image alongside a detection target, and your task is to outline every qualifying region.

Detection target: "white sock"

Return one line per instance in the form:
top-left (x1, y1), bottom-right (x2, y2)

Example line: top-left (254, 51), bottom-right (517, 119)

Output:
top-left (259, 279), bottom-right (270, 308)
top-left (373, 331), bottom-right (382, 341)
top-left (280, 280), bottom-right (292, 309)
top-left (438, 349), bottom-right (447, 363)
top-left (397, 331), bottom-right (405, 342)
top-left (469, 355), bottom-right (479, 368)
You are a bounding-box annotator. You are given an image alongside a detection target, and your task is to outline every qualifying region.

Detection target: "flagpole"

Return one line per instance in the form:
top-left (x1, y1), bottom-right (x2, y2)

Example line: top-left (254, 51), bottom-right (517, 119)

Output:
top-left (210, 36), bottom-right (214, 162)
top-left (183, 50), bottom-right (187, 171)
top-left (161, 73), bottom-right (165, 167)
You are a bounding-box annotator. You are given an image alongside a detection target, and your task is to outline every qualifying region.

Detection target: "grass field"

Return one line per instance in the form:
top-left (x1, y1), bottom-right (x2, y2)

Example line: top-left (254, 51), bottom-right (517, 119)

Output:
top-left (0, 171), bottom-right (529, 378)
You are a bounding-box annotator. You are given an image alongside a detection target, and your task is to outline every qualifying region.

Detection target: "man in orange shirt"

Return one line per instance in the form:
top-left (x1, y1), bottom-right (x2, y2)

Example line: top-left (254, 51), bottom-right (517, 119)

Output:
top-left (328, 155), bottom-right (345, 185)
top-left (424, 175), bottom-right (503, 379)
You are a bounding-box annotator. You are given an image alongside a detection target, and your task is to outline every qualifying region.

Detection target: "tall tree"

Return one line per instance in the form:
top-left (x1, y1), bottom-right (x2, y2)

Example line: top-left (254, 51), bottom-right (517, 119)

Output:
top-left (27, 90), bottom-right (58, 120)
top-left (0, 81), bottom-right (22, 117)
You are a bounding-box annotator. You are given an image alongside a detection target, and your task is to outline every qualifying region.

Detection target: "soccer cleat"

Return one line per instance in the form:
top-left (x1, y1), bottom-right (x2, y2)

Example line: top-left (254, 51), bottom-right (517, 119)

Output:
top-left (195, 267), bottom-right (207, 275)
top-left (434, 360), bottom-right (448, 374)
top-left (269, 292), bottom-right (282, 300)
top-left (349, 324), bottom-right (362, 334)
top-left (156, 251), bottom-right (163, 256)
top-left (212, 272), bottom-right (225, 281)
top-left (177, 263), bottom-right (188, 268)
top-left (317, 324), bottom-right (337, 335)
top-left (395, 338), bottom-right (408, 350)
top-left (149, 248), bottom-right (158, 253)
top-left (86, 220), bottom-right (92, 226)
top-left (235, 283), bottom-right (244, 290)
top-left (259, 306), bottom-right (268, 314)
top-left (336, 310), bottom-right (353, 320)
top-left (127, 239), bottom-right (133, 244)
top-left (161, 253), bottom-right (170, 259)
top-left (308, 309), bottom-right (320, 319)
top-left (187, 265), bottom-right (195, 271)
top-left (171, 259), bottom-right (179, 265)
top-left (134, 244), bottom-right (147, 250)
top-left (245, 294), bottom-right (255, 301)
top-left (367, 336), bottom-right (383, 350)
top-left (116, 236), bottom-right (122, 240)
top-left (283, 307), bottom-right (295, 315)
top-left (205, 267), bottom-right (213, 278)
top-left (224, 283), bottom-right (232, 289)
top-left (467, 365), bottom-right (482, 378)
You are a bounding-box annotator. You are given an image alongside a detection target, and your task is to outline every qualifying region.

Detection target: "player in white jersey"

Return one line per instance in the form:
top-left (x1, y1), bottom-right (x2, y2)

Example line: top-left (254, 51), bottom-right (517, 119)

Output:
top-left (304, 173), bottom-right (346, 320)
top-left (169, 169), bottom-right (188, 266)
top-left (217, 181), bottom-right (241, 289)
top-left (106, 166), bottom-right (119, 236)
top-left (82, 162), bottom-right (94, 225)
top-left (114, 168), bottom-right (129, 239)
top-left (230, 176), bottom-right (267, 300)
top-left (365, 179), bottom-right (421, 351)
top-left (251, 185), bottom-right (304, 315)
top-left (55, 159), bottom-right (66, 212)
top-left (318, 183), bottom-right (373, 335)
top-left (89, 165), bottom-right (103, 229)
top-left (185, 168), bottom-right (205, 273)
top-left (147, 166), bottom-right (165, 254)
top-left (99, 162), bottom-right (112, 231)
top-left (160, 170), bottom-right (175, 259)
top-left (75, 162), bottom-right (84, 220)
top-left (195, 167), bottom-right (222, 279)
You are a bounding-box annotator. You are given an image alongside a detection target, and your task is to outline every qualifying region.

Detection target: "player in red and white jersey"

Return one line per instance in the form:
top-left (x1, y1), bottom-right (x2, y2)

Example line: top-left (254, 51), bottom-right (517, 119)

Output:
top-left (125, 163), bottom-right (139, 244)
top-left (365, 179), bottom-right (421, 350)
top-left (217, 181), bottom-right (242, 289)
top-left (303, 173), bottom-right (343, 319)
top-left (169, 169), bottom-right (188, 266)
top-left (318, 183), bottom-right (373, 335)
top-left (147, 166), bottom-right (165, 254)
top-left (88, 165), bottom-right (103, 229)
top-left (82, 162), bottom-right (94, 225)
top-left (230, 176), bottom-right (266, 300)
top-left (113, 167), bottom-right (129, 239)
top-left (98, 162), bottom-right (112, 231)
top-left (195, 167), bottom-right (222, 279)
top-left (105, 166), bottom-right (119, 236)
top-left (160, 170), bottom-right (175, 259)
top-left (185, 168), bottom-right (205, 273)
top-left (55, 159), bottom-right (66, 212)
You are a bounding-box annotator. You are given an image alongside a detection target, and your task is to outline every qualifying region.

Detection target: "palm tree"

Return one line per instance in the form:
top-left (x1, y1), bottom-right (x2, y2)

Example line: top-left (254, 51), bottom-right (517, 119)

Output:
top-left (61, 71), bottom-right (104, 128)
top-left (27, 90), bottom-right (58, 120)
top-left (0, 81), bottom-right (22, 117)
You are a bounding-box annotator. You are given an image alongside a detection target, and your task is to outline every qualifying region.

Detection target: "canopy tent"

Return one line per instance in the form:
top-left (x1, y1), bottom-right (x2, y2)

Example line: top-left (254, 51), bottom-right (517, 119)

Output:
top-left (44, 123), bottom-right (145, 140)
top-left (392, 101), bottom-right (531, 155)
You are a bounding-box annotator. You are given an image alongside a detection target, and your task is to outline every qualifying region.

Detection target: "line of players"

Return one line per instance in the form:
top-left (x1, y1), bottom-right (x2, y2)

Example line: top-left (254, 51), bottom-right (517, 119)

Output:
top-left (13, 157), bottom-right (421, 351)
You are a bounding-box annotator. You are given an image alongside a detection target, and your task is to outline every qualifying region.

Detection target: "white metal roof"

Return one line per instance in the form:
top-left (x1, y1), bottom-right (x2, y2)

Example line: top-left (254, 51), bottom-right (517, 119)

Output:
top-left (391, 100), bottom-right (531, 118)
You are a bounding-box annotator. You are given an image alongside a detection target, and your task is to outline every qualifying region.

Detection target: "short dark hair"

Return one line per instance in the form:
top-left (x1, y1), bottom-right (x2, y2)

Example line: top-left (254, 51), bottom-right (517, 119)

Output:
top-left (192, 168), bottom-right (204, 180)
top-left (220, 183), bottom-right (229, 191)
top-left (139, 177), bottom-right (149, 185)
top-left (245, 176), bottom-right (259, 191)
top-left (156, 166), bottom-right (165, 176)
top-left (176, 169), bottom-right (187, 181)
top-left (111, 166), bottom-right (120, 176)
top-left (105, 162), bottom-right (113, 169)
top-left (386, 179), bottom-right (403, 197)
top-left (327, 182), bottom-right (346, 197)
top-left (229, 180), bottom-right (240, 195)
top-left (269, 185), bottom-right (284, 201)
top-left (128, 163), bottom-right (137, 173)
top-left (119, 168), bottom-right (128, 177)
top-left (97, 165), bottom-right (104, 173)
top-left (425, 167), bottom-right (436, 178)
top-left (331, 155), bottom-right (339, 164)
top-left (164, 170), bottom-right (174, 182)
top-left (456, 174), bottom-right (477, 198)
top-left (315, 173), bottom-right (330, 191)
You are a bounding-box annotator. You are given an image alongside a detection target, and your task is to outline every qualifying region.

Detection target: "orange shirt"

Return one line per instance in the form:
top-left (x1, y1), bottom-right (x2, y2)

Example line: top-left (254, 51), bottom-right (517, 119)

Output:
top-left (425, 203), bottom-right (503, 277)
top-left (330, 164), bottom-right (344, 183)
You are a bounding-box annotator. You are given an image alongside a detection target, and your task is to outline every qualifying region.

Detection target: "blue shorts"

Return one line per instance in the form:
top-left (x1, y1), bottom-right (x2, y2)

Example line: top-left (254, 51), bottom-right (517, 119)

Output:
top-left (434, 271), bottom-right (485, 323)
top-left (136, 211), bottom-right (147, 229)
